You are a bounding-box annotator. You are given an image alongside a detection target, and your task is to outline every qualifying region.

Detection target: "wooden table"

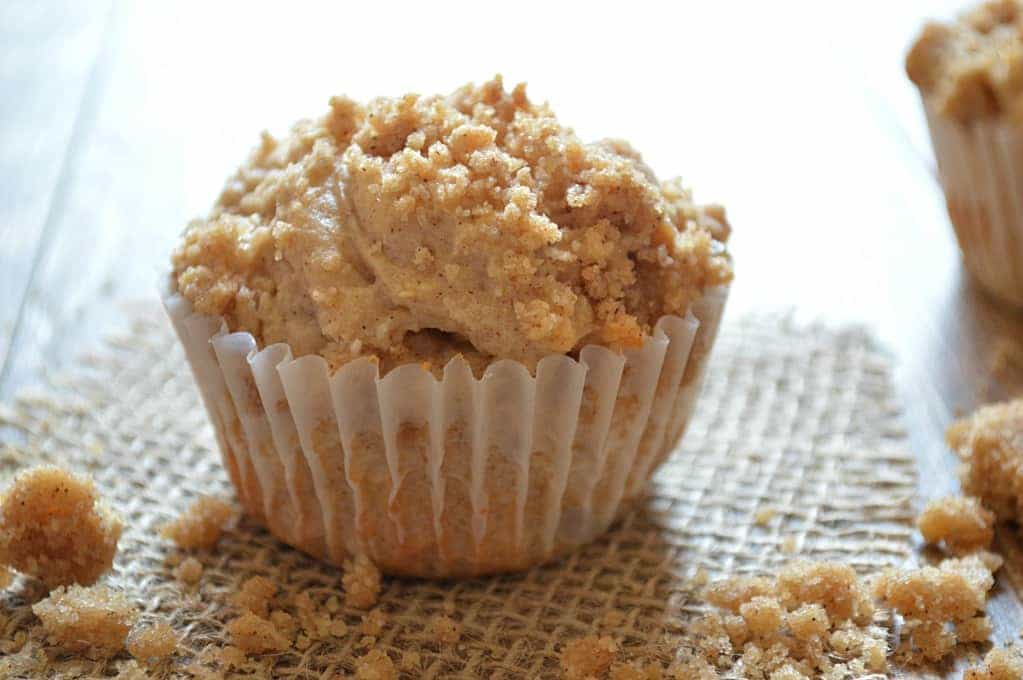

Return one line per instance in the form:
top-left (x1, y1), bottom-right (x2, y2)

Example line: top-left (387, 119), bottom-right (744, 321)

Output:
top-left (2, 0), bottom-right (1023, 671)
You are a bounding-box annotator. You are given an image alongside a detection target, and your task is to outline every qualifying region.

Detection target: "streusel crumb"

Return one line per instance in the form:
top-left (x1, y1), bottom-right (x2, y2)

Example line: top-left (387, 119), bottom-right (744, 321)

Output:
top-left (160, 496), bottom-right (233, 550)
top-left (947, 398), bottom-right (1023, 522)
top-left (399, 649), bottom-right (421, 672)
top-left (355, 648), bottom-right (396, 680)
top-left (917, 495), bottom-right (995, 555)
top-left (127, 621), bottom-right (178, 662)
top-left (964, 645), bottom-right (1023, 679)
top-left (361, 608), bottom-right (387, 636)
top-left (560, 634), bottom-right (618, 679)
top-left (232, 575), bottom-right (277, 618)
top-left (175, 556), bottom-right (203, 585)
top-left (344, 553), bottom-right (382, 609)
top-left (227, 611), bottom-right (290, 654)
top-left (0, 466), bottom-right (122, 588)
top-left (428, 614), bottom-right (461, 644)
top-left (32, 584), bottom-right (138, 659)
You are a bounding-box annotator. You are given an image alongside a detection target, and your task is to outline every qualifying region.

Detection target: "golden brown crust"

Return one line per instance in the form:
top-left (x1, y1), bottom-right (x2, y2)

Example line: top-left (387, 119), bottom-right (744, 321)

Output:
top-left (172, 77), bottom-right (732, 374)
top-left (0, 466), bottom-right (122, 588)
top-left (907, 1), bottom-right (1023, 122)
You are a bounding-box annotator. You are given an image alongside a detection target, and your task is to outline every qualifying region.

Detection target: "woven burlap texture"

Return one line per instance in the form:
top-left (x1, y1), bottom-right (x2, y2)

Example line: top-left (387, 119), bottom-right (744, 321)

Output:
top-left (0, 310), bottom-right (916, 678)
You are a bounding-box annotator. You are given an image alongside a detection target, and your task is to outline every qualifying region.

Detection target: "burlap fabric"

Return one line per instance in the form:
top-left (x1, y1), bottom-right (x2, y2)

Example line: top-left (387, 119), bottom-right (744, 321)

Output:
top-left (0, 308), bottom-right (916, 678)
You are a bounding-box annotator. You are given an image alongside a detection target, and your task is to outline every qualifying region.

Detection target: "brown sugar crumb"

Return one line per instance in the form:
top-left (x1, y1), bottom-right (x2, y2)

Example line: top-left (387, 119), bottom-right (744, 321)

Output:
top-left (786, 603), bottom-right (829, 641)
top-left (776, 561), bottom-right (872, 623)
top-left (218, 644), bottom-right (247, 670)
top-left (560, 634), bottom-right (618, 679)
top-left (947, 398), bottom-right (1023, 523)
top-left (399, 649), bottom-right (421, 672)
top-left (957, 615), bottom-right (994, 643)
top-left (160, 496), bottom-right (233, 550)
top-left (965, 645), bottom-right (1023, 679)
top-left (610, 661), bottom-right (664, 680)
top-left (0, 466), bottom-right (122, 588)
top-left (232, 575), bottom-right (278, 618)
top-left (126, 621), bottom-right (178, 662)
top-left (754, 506), bottom-right (777, 526)
top-left (355, 648), bottom-right (397, 680)
top-left (917, 495), bottom-right (995, 555)
top-left (666, 654), bottom-right (717, 680)
top-left (361, 608), bottom-right (387, 636)
top-left (343, 553), bottom-right (382, 609)
top-left (701, 575), bottom-right (775, 613)
top-left (32, 584), bottom-right (138, 659)
top-left (427, 614), bottom-right (461, 644)
top-left (780, 536), bottom-right (798, 554)
top-left (740, 596), bottom-right (785, 638)
top-left (226, 611), bottom-right (290, 654)
top-left (175, 556), bottom-right (203, 585)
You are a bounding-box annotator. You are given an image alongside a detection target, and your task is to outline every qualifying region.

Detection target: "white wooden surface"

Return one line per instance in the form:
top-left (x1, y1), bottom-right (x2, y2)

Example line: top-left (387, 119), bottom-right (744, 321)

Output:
top-left (1, 1), bottom-right (1022, 672)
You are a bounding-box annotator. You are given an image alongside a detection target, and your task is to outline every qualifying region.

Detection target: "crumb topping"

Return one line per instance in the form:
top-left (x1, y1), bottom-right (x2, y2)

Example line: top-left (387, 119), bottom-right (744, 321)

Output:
top-left (0, 466), bottom-right (122, 588)
top-left (907, 0), bottom-right (1023, 122)
top-left (343, 553), bottom-right (382, 609)
top-left (917, 495), bottom-right (995, 554)
top-left (32, 584), bottom-right (139, 659)
top-left (948, 398), bottom-right (1023, 522)
top-left (560, 634), bottom-right (619, 679)
top-left (965, 645), bottom-right (1023, 679)
top-left (172, 76), bottom-right (732, 374)
top-left (160, 496), bottom-right (234, 550)
top-left (126, 621), bottom-right (178, 662)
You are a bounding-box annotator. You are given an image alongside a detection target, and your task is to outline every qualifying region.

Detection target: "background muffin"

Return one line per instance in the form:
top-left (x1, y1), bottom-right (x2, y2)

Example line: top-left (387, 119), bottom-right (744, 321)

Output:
top-left (166, 77), bottom-right (732, 577)
top-left (907, 0), bottom-right (1023, 307)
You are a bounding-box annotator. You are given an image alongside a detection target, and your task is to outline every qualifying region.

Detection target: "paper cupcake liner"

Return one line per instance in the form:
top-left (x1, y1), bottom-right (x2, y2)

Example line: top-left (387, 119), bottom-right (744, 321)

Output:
top-left (162, 286), bottom-right (728, 577)
top-left (925, 105), bottom-right (1023, 307)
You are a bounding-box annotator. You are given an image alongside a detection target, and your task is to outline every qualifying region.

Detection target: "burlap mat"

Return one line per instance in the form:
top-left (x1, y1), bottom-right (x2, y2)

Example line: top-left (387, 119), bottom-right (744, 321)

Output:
top-left (0, 308), bottom-right (917, 678)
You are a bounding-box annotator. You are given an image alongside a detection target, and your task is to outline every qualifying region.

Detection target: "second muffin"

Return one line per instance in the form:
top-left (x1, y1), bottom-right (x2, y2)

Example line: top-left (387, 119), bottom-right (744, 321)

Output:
top-left (165, 77), bottom-right (732, 577)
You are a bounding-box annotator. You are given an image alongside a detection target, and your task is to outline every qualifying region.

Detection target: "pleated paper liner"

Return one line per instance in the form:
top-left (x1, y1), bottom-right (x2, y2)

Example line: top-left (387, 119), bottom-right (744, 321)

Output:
top-left (925, 104), bottom-right (1023, 307)
top-left (162, 285), bottom-right (728, 578)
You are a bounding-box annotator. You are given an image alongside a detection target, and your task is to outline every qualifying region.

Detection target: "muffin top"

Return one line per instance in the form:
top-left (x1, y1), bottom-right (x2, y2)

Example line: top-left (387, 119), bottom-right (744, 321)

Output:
top-left (171, 77), bottom-right (732, 374)
top-left (907, 0), bottom-right (1023, 122)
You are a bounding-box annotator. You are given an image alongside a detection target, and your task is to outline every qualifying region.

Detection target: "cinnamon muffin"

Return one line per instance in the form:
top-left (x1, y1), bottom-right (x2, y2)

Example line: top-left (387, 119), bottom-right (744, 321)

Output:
top-left (164, 77), bottom-right (732, 577)
top-left (907, 0), bottom-right (1023, 306)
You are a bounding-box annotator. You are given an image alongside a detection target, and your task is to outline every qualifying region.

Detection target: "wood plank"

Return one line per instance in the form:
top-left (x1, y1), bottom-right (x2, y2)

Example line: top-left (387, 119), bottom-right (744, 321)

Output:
top-left (0, 2), bottom-right (113, 379)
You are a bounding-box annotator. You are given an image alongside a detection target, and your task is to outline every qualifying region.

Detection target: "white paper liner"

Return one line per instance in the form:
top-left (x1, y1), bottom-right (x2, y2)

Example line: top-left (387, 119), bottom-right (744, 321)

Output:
top-left (162, 286), bottom-right (728, 577)
top-left (925, 105), bottom-right (1023, 307)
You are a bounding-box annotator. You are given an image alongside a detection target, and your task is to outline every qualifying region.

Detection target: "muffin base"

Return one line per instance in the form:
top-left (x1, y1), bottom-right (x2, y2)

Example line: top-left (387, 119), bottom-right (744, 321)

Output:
top-left (162, 286), bottom-right (728, 578)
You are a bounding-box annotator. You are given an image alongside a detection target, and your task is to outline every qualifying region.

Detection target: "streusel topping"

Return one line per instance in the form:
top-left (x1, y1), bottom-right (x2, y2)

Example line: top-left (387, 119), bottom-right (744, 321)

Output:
top-left (172, 77), bottom-right (731, 373)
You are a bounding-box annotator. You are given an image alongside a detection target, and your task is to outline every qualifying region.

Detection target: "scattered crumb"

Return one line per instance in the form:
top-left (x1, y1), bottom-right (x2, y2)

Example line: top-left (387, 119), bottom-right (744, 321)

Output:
top-left (0, 466), bottom-right (123, 588)
top-left (355, 648), bottom-right (396, 680)
top-left (781, 536), bottom-right (798, 554)
top-left (218, 644), bottom-right (247, 669)
top-left (740, 596), bottom-right (785, 637)
top-left (610, 661), bottom-right (664, 679)
top-left (560, 634), bottom-right (618, 679)
top-left (232, 575), bottom-right (277, 618)
top-left (361, 608), bottom-right (387, 636)
top-left (344, 553), bottom-right (382, 609)
top-left (964, 645), bottom-right (1023, 679)
top-left (777, 561), bottom-right (872, 623)
top-left (160, 496), bottom-right (233, 550)
top-left (917, 495), bottom-right (995, 555)
top-left (127, 621), bottom-right (178, 662)
top-left (786, 603), bottom-right (829, 641)
top-left (873, 552), bottom-right (996, 624)
top-left (957, 616), bottom-right (994, 643)
top-left (270, 610), bottom-right (298, 639)
top-left (428, 614), bottom-right (461, 644)
top-left (702, 575), bottom-right (775, 613)
top-left (754, 506), bottom-right (777, 526)
top-left (226, 611), bottom-right (290, 654)
top-left (947, 398), bottom-right (1023, 523)
top-left (32, 584), bottom-right (138, 658)
top-left (175, 556), bottom-right (203, 585)
top-left (113, 659), bottom-right (150, 680)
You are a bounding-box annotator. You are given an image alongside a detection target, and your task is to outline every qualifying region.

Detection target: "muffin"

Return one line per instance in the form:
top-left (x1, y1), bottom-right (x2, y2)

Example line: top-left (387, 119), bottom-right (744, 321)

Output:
top-left (164, 77), bottom-right (732, 577)
top-left (907, 0), bottom-right (1023, 307)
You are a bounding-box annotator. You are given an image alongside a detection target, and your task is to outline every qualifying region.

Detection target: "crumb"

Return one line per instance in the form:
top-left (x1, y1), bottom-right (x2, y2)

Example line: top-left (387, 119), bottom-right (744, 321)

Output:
top-left (688, 568), bottom-right (709, 589)
top-left (344, 553), bottom-right (382, 609)
top-left (912, 621), bottom-right (957, 662)
top-left (400, 649), bottom-right (421, 672)
top-left (428, 614), bottom-right (461, 644)
top-left (113, 659), bottom-right (150, 680)
top-left (232, 575), bottom-right (277, 618)
top-left (218, 644), bottom-right (247, 669)
top-left (702, 575), bottom-right (775, 613)
top-left (740, 596), bottom-right (784, 638)
top-left (777, 561), bottom-right (871, 623)
top-left (0, 466), bottom-right (122, 588)
top-left (175, 556), bottom-right (203, 585)
top-left (786, 603), bottom-right (829, 641)
top-left (958, 615), bottom-right (994, 643)
top-left (666, 654), bottom-right (717, 680)
top-left (561, 634), bottom-right (618, 679)
top-left (355, 648), bottom-right (396, 680)
top-left (769, 666), bottom-right (809, 680)
top-left (964, 645), bottom-right (1023, 679)
top-left (160, 496), bottom-right (233, 550)
top-left (295, 633), bottom-right (312, 650)
top-left (947, 398), bottom-right (1023, 523)
top-left (326, 594), bottom-right (341, 613)
top-left (32, 584), bottom-right (138, 658)
top-left (872, 559), bottom-right (990, 622)
top-left (127, 621), bottom-right (177, 662)
top-left (754, 507), bottom-right (777, 526)
top-left (781, 536), bottom-right (798, 554)
top-left (226, 611), bottom-right (290, 654)
top-left (270, 610), bottom-right (298, 639)
top-left (361, 608), bottom-right (387, 636)
top-left (917, 495), bottom-right (995, 555)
